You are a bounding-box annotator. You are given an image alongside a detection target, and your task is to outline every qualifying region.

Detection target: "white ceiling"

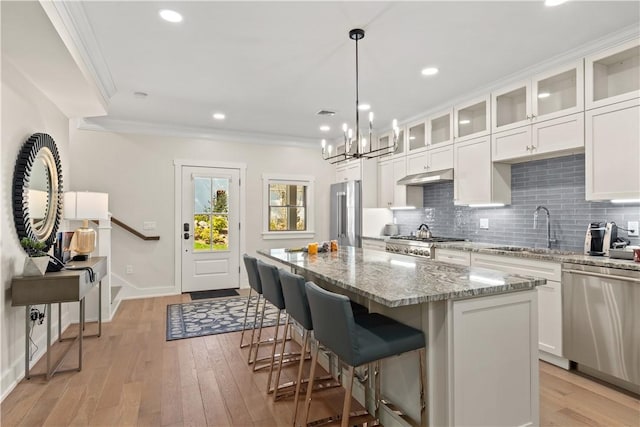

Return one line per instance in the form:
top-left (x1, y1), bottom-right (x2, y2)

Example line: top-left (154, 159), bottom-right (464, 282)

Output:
top-left (75, 1), bottom-right (639, 146)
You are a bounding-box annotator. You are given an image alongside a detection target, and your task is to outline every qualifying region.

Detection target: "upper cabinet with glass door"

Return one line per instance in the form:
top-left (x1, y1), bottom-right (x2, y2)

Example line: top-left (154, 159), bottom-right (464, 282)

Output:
top-left (377, 128), bottom-right (405, 160)
top-left (454, 95), bottom-right (490, 143)
top-left (492, 60), bottom-right (584, 133)
top-left (585, 38), bottom-right (640, 110)
top-left (407, 120), bottom-right (427, 153)
top-left (427, 108), bottom-right (454, 147)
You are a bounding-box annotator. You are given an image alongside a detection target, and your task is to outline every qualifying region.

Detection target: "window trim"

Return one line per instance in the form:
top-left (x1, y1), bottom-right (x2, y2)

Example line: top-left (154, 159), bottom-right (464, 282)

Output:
top-left (262, 174), bottom-right (315, 240)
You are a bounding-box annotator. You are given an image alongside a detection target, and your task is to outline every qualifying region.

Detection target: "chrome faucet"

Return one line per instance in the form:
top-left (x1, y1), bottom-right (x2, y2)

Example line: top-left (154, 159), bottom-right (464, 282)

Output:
top-left (533, 206), bottom-right (557, 249)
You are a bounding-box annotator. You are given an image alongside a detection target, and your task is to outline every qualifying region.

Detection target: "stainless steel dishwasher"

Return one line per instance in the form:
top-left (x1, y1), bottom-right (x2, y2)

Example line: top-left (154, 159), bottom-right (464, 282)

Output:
top-left (562, 262), bottom-right (640, 394)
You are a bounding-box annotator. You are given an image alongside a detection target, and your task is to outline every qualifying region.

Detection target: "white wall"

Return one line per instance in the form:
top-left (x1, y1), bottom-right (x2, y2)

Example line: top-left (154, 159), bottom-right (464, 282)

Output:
top-left (68, 126), bottom-right (334, 298)
top-left (0, 59), bottom-right (73, 399)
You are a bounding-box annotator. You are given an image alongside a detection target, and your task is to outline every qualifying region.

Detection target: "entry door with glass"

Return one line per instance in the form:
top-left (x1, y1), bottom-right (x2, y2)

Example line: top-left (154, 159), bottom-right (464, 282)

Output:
top-left (181, 166), bottom-right (240, 292)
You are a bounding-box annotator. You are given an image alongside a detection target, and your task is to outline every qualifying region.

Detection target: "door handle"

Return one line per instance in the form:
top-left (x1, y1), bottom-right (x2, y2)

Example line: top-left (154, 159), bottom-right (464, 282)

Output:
top-left (183, 223), bottom-right (190, 232)
top-left (184, 232), bottom-right (190, 240)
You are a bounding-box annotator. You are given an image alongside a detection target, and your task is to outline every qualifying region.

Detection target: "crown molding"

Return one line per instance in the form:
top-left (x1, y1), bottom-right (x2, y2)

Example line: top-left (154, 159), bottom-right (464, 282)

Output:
top-left (39, 0), bottom-right (116, 103)
top-left (75, 118), bottom-right (319, 148)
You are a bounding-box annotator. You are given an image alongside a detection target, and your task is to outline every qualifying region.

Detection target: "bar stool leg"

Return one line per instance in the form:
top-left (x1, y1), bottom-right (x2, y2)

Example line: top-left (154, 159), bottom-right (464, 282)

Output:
top-left (251, 297), bottom-right (267, 368)
top-left (341, 365), bottom-right (355, 427)
top-left (239, 288), bottom-right (253, 348)
top-left (418, 348), bottom-right (427, 427)
top-left (272, 313), bottom-right (290, 399)
top-left (266, 309), bottom-right (283, 393)
top-left (301, 343), bottom-right (320, 427)
top-left (292, 329), bottom-right (309, 426)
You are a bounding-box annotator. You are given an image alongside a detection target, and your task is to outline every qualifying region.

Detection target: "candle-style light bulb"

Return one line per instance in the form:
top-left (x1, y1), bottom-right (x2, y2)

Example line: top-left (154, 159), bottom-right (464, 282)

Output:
top-left (342, 123), bottom-right (348, 133)
top-left (328, 145), bottom-right (333, 154)
top-left (348, 128), bottom-right (353, 139)
top-left (392, 119), bottom-right (398, 129)
top-left (321, 139), bottom-right (326, 149)
top-left (369, 112), bottom-right (374, 123)
top-left (362, 138), bottom-right (367, 149)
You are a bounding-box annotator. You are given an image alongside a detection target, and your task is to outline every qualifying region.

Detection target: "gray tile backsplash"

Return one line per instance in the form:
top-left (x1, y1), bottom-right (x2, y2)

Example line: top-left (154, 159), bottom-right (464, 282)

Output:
top-left (394, 154), bottom-right (640, 252)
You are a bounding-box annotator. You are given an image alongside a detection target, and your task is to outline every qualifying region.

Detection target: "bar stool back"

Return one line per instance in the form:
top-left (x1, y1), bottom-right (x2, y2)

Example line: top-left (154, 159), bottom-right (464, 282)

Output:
top-left (303, 281), bottom-right (427, 427)
top-left (240, 255), bottom-right (263, 357)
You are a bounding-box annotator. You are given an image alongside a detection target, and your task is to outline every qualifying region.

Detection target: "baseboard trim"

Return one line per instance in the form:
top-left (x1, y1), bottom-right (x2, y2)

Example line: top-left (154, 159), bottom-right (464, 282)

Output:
top-left (539, 351), bottom-right (570, 370)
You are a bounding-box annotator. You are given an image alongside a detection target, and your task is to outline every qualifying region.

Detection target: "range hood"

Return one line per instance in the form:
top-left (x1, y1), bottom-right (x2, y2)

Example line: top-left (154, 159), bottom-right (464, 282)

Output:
top-left (397, 168), bottom-right (454, 186)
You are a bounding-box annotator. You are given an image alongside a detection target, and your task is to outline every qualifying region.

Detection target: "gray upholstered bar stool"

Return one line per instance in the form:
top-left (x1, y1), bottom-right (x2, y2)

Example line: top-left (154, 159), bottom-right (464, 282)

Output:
top-left (240, 254), bottom-right (263, 355)
top-left (256, 260), bottom-right (300, 392)
top-left (302, 281), bottom-right (427, 427)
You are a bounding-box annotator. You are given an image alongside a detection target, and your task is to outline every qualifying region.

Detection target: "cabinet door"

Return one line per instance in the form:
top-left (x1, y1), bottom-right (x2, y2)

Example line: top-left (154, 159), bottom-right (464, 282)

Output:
top-left (454, 136), bottom-right (492, 204)
top-left (491, 127), bottom-right (532, 162)
top-left (427, 144), bottom-right (454, 171)
top-left (407, 120), bottom-right (427, 153)
top-left (378, 160), bottom-right (394, 208)
top-left (586, 99), bottom-right (640, 201)
top-left (392, 157), bottom-right (407, 206)
top-left (537, 281), bottom-right (563, 357)
top-left (434, 248), bottom-right (470, 266)
top-left (492, 80), bottom-right (531, 133)
top-left (454, 95), bottom-right (490, 142)
top-left (585, 38), bottom-right (640, 110)
top-left (532, 112), bottom-right (584, 156)
top-left (335, 167), bottom-right (348, 183)
top-left (532, 60), bottom-right (584, 122)
top-left (428, 108), bottom-right (454, 147)
top-left (407, 151), bottom-right (428, 175)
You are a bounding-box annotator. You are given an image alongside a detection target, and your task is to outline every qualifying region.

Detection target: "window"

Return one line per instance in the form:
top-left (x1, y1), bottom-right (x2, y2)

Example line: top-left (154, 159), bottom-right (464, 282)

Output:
top-left (193, 176), bottom-right (230, 251)
top-left (262, 174), bottom-right (314, 239)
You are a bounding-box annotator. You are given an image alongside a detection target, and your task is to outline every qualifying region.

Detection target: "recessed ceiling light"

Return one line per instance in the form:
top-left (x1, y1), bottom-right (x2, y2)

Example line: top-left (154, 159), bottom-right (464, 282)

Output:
top-left (213, 113), bottom-right (225, 120)
top-left (409, 136), bottom-right (416, 140)
top-left (358, 104), bottom-right (371, 111)
top-left (133, 91), bottom-right (148, 98)
top-left (545, 0), bottom-right (568, 6)
top-left (319, 125), bottom-right (331, 132)
top-left (538, 92), bottom-right (551, 99)
top-left (459, 119), bottom-right (471, 125)
top-left (159, 9), bottom-right (183, 23)
top-left (421, 67), bottom-right (439, 76)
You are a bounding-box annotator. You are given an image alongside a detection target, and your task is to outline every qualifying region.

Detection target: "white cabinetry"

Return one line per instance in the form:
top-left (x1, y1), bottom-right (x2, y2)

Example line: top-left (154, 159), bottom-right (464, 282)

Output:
top-left (406, 144), bottom-right (453, 175)
top-left (585, 38), bottom-right (640, 110)
top-left (491, 61), bottom-right (585, 163)
top-left (585, 98), bottom-right (640, 201)
top-left (335, 158), bottom-right (378, 208)
top-left (362, 238), bottom-right (386, 251)
top-left (428, 108), bottom-right (454, 147)
top-left (335, 160), bottom-right (360, 183)
top-left (454, 96), bottom-right (490, 142)
top-left (434, 248), bottom-right (470, 266)
top-left (470, 253), bottom-right (568, 368)
top-left (407, 120), bottom-right (427, 153)
top-left (378, 157), bottom-right (422, 208)
top-left (454, 136), bottom-right (510, 206)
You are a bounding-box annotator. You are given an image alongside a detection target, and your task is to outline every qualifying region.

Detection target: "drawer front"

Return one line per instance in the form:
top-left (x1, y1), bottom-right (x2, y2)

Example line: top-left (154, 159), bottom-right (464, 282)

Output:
top-left (435, 249), bottom-right (471, 266)
top-left (362, 240), bottom-right (386, 251)
top-left (471, 253), bottom-right (561, 281)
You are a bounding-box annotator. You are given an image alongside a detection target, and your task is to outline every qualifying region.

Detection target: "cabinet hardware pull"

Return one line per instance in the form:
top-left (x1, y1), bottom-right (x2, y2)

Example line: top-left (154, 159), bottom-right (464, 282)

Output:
top-left (526, 146), bottom-right (531, 151)
top-left (563, 269), bottom-right (640, 283)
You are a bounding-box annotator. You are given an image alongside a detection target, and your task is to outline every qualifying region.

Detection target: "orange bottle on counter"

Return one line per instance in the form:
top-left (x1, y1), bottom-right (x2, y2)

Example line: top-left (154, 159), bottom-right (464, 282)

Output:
top-left (308, 242), bottom-right (318, 255)
top-left (330, 240), bottom-right (338, 251)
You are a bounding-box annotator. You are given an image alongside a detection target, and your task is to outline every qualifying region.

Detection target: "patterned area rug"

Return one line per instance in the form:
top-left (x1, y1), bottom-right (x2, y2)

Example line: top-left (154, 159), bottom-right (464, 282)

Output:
top-left (166, 296), bottom-right (283, 341)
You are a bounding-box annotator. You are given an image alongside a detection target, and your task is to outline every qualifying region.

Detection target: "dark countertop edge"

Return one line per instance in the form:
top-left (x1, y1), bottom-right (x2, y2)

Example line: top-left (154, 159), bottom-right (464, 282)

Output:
top-left (433, 242), bottom-right (640, 271)
top-left (257, 249), bottom-right (544, 307)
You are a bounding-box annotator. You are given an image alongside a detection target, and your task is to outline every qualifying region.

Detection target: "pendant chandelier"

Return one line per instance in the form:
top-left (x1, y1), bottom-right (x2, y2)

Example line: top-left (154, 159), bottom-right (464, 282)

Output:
top-left (322, 28), bottom-right (400, 164)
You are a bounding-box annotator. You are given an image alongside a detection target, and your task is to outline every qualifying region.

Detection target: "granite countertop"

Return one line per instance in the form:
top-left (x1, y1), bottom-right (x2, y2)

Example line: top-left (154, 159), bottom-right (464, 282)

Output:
top-left (433, 242), bottom-right (640, 272)
top-left (257, 247), bottom-right (545, 308)
top-left (362, 235), bottom-right (389, 241)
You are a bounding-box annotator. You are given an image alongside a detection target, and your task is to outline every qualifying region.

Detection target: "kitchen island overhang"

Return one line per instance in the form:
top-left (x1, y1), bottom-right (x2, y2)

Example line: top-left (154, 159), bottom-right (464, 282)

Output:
top-left (258, 247), bottom-right (545, 427)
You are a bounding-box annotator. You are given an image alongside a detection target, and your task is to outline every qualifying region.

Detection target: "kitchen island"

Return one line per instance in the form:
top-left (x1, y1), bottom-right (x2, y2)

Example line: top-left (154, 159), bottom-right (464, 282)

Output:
top-left (258, 247), bottom-right (546, 427)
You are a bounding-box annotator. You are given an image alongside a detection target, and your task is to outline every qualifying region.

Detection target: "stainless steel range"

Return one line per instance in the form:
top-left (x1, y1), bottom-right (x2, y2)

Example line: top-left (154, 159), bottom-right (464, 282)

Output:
top-left (385, 236), bottom-right (466, 259)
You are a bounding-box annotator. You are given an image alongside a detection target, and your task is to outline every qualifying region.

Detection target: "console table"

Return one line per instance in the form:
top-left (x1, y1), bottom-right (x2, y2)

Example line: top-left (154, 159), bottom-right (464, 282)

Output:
top-left (11, 257), bottom-right (107, 380)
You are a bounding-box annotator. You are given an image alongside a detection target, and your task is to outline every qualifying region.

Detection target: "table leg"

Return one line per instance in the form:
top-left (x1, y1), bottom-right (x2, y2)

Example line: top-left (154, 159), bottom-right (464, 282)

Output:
top-left (79, 298), bottom-right (84, 371)
top-left (98, 280), bottom-right (102, 337)
top-left (46, 303), bottom-right (52, 380)
top-left (58, 303), bottom-right (62, 342)
top-left (25, 305), bottom-right (30, 380)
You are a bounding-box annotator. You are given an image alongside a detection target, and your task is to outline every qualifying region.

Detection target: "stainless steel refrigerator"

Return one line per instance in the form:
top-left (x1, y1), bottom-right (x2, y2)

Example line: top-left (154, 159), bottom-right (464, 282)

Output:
top-left (330, 180), bottom-right (362, 248)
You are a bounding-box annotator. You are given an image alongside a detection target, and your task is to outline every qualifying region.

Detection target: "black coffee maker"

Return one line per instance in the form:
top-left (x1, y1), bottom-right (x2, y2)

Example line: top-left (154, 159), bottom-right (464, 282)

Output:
top-left (584, 222), bottom-right (606, 255)
top-left (584, 222), bottom-right (619, 255)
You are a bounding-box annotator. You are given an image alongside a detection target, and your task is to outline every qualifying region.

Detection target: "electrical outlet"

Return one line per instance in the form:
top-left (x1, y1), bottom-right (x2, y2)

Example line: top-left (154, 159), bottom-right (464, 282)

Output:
top-left (126, 265), bottom-right (134, 274)
top-left (628, 221), bottom-right (639, 237)
top-left (480, 218), bottom-right (489, 229)
top-left (143, 221), bottom-right (157, 230)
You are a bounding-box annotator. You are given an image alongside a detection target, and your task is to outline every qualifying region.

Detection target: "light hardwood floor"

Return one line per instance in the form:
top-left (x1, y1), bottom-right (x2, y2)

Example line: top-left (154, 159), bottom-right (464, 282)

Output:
top-left (2, 295), bottom-right (638, 426)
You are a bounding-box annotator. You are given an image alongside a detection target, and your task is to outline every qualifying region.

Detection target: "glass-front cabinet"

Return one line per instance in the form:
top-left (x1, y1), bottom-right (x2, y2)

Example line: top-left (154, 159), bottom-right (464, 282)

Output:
top-left (585, 38), bottom-right (640, 110)
top-left (407, 120), bottom-right (427, 153)
top-left (428, 108), bottom-right (454, 147)
top-left (492, 60), bottom-right (584, 134)
top-left (454, 96), bottom-right (490, 142)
